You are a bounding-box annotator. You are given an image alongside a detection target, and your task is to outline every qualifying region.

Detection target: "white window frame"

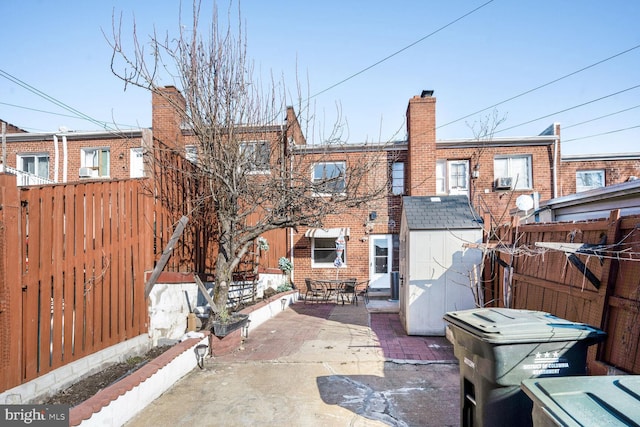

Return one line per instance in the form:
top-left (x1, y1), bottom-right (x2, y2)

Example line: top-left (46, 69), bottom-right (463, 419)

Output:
top-left (576, 169), bottom-right (605, 192)
top-left (436, 160), bottom-right (447, 194)
top-left (311, 237), bottom-right (347, 268)
top-left (81, 147), bottom-right (110, 178)
top-left (240, 140), bottom-right (270, 173)
top-left (312, 161), bottom-right (346, 196)
top-left (185, 145), bottom-right (198, 164)
top-left (493, 155), bottom-right (532, 190)
top-left (391, 162), bottom-right (404, 195)
top-left (17, 153), bottom-right (49, 178)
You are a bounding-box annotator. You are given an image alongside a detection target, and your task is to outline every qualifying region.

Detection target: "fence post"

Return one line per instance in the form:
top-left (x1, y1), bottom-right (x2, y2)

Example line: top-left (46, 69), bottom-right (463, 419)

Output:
top-left (0, 174), bottom-right (22, 391)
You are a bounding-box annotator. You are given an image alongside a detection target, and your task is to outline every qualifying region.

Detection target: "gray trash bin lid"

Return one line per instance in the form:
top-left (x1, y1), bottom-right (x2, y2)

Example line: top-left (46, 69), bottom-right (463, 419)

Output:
top-left (444, 308), bottom-right (605, 344)
top-left (522, 376), bottom-right (640, 426)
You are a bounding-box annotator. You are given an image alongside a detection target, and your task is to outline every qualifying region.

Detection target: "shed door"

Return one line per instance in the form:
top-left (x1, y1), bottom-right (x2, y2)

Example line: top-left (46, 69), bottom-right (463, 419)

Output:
top-left (370, 235), bottom-right (392, 288)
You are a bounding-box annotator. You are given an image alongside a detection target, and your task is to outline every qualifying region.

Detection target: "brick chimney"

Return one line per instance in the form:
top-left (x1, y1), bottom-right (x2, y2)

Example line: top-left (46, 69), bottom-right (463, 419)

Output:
top-left (406, 90), bottom-right (436, 196)
top-left (152, 86), bottom-right (186, 149)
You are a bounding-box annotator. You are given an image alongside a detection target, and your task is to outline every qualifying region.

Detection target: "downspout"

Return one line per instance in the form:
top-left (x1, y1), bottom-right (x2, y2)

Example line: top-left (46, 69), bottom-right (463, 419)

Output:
top-left (553, 137), bottom-right (558, 199)
top-left (53, 135), bottom-right (59, 182)
top-left (62, 134), bottom-right (68, 182)
top-left (286, 127), bottom-right (295, 285)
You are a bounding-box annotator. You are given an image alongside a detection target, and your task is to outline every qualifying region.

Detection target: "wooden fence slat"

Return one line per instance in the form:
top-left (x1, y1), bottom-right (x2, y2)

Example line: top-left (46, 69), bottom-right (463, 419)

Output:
top-left (63, 185), bottom-right (76, 362)
top-left (50, 185), bottom-right (65, 369)
top-left (0, 176), bottom-right (22, 390)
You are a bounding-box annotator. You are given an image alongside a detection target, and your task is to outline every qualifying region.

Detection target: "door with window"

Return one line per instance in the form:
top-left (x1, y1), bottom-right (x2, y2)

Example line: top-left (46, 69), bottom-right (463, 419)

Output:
top-left (448, 160), bottom-right (469, 196)
top-left (370, 235), bottom-right (393, 289)
top-left (130, 147), bottom-right (144, 178)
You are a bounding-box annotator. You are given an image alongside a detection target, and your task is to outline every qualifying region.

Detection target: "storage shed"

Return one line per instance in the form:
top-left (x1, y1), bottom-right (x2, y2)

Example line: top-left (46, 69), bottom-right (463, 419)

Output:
top-left (399, 196), bottom-right (483, 336)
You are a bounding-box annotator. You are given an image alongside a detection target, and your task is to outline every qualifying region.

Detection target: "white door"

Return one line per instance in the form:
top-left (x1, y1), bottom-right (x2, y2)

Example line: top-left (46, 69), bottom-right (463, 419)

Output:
top-left (369, 235), bottom-right (392, 289)
top-left (448, 160), bottom-right (469, 196)
top-left (130, 148), bottom-right (144, 178)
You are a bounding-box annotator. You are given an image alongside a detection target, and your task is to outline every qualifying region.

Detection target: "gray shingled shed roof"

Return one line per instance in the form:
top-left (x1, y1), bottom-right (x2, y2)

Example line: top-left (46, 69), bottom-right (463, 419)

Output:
top-left (402, 195), bottom-right (483, 230)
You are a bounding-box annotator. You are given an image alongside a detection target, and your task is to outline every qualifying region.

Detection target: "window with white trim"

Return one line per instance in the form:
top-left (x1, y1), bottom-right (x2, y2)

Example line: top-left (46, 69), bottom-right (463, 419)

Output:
top-left (312, 161), bottom-right (346, 195)
top-left (494, 155), bottom-right (532, 190)
top-left (576, 170), bottom-right (605, 192)
top-left (185, 145), bottom-right (198, 163)
top-left (81, 148), bottom-right (110, 178)
top-left (240, 140), bottom-right (270, 172)
top-left (391, 162), bottom-right (404, 195)
top-left (436, 160), bottom-right (446, 194)
top-left (18, 153), bottom-right (49, 178)
top-left (311, 237), bottom-right (346, 267)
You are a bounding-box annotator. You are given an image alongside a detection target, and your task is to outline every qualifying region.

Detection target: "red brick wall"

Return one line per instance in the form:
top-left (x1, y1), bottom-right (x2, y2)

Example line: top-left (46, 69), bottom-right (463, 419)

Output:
top-left (5, 133), bottom-right (144, 182)
top-left (559, 159), bottom-right (640, 196)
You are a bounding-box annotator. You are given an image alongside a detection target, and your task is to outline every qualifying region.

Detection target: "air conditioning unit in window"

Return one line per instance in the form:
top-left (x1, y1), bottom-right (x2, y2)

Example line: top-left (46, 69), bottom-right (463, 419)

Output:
top-left (79, 167), bottom-right (93, 178)
top-left (495, 177), bottom-right (513, 190)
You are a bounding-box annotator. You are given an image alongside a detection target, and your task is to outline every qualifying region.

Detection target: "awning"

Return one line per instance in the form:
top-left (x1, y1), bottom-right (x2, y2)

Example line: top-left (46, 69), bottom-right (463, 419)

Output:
top-left (304, 227), bottom-right (350, 239)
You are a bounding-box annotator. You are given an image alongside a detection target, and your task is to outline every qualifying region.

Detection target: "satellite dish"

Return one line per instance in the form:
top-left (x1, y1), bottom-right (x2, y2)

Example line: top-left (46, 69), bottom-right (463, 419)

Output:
top-left (516, 195), bottom-right (534, 212)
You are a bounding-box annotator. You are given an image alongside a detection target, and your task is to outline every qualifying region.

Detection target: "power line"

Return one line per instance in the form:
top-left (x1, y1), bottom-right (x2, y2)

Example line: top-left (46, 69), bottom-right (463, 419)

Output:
top-left (437, 43), bottom-right (640, 129)
top-left (563, 124), bottom-right (640, 143)
top-left (493, 83), bottom-right (640, 134)
top-left (308, 0), bottom-right (495, 100)
top-left (0, 100), bottom-right (142, 130)
top-left (0, 68), bottom-right (118, 132)
top-left (563, 104), bottom-right (640, 129)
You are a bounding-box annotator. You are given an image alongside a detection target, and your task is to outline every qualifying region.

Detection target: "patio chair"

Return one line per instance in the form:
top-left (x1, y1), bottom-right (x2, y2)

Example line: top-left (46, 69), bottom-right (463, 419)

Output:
top-left (338, 278), bottom-right (358, 305)
top-left (352, 280), bottom-right (370, 305)
top-left (304, 278), bottom-right (326, 304)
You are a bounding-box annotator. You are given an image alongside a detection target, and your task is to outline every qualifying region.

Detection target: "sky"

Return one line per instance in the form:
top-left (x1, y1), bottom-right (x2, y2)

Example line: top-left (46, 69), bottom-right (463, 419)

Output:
top-left (1, 1), bottom-right (639, 155)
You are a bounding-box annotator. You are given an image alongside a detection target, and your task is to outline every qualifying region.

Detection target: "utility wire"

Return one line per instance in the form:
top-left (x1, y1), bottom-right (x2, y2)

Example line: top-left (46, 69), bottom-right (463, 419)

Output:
top-left (438, 43), bottom-right (640, 129)
top-left (563, 104), bottom-right (640, 129)
top-left (308, 0), bottom-right (495, 100)
top-left (0, 101), bottom-right (142, 130)
top-left (493, 83), bottom-right (640, 134)
top-left (563, 124), bottom-right (640, 143)
top-left (0, 68), bottom-right (119, 132)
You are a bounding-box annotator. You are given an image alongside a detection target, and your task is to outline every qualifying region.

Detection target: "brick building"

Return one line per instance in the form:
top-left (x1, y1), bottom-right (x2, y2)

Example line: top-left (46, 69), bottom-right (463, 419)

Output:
top-left (1, 120), bottom-right (151, 185)
top-left (3, 87), bottom-right (639, 291)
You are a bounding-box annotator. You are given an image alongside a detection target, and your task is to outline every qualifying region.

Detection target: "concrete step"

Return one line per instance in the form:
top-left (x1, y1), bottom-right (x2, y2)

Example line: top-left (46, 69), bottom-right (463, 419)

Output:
top-left (367, 288), bottom-right (391, 300)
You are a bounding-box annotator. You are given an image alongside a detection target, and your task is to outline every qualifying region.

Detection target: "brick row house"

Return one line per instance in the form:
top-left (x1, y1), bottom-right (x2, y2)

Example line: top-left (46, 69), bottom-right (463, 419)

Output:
top-left (2, 88), bottom-right (639, 292)
top-left (0, 123), bottom-right (151, 185)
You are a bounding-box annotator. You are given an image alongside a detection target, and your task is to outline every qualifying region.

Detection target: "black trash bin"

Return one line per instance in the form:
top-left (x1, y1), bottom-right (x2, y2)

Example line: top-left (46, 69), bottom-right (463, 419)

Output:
top-left (443, 308), bottom-right (606, 427)
top-left (522, 375), bottom-right (640, 426)
top-left (390, 271), bottom-right (399, 301)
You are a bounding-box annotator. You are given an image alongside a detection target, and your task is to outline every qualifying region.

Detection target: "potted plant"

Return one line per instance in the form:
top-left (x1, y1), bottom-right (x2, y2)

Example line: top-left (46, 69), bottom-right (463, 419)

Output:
top-left (211, 308), bottom-right (249, 338)
top-left (278, 257), bottom-right (293, 285)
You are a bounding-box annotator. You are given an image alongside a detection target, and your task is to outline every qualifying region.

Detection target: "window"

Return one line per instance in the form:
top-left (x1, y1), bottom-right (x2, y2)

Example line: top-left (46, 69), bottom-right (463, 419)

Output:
top-left (81, 148), bottom-right (110, 178)
top-left (185, 145), bottom-right (198, 163)
top-left (576, 170), bottom-right (605, 192)
top-left (436, 160), bottom-right (446, 194)
top-left (18, 153), bottom-right (49, 178)
top-left (391, 162), bottom-right (404, 195)
top-left (436, 159), bottom-right (469, 195)
top-left (494, 155), bottom-right (532, 190)
top-left (312, 237), bottom-right (346, 267)
top-left (240, 140), bottom-right (270, 172)
top-left (312, 162), bottom-right (346, 195)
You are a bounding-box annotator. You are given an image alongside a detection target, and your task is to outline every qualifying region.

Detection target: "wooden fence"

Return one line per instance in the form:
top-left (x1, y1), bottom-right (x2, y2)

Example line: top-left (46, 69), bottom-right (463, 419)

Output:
top-left (0, 175), bottom-right (157, 391)
top-left (0, 167), bottom-right (289, 392)
top-left (485, 210), bottom-right (640, 374)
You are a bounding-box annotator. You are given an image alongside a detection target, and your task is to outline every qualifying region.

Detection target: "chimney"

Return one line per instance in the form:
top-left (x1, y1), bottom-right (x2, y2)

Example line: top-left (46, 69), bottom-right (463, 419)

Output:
top-left (406, 90), bottom-right (436, 196)
top-left (152, 86), bottom-right (186, 150)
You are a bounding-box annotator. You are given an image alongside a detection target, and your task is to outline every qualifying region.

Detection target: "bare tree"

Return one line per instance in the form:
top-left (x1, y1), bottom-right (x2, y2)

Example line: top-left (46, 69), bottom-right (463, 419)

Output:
top-left (109, 1), bottom-right (392, 322)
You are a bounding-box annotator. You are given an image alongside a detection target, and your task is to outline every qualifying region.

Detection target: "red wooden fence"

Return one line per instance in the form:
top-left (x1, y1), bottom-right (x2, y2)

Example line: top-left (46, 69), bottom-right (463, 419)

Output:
top-left (0, 175), bottom-right (153, 391)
